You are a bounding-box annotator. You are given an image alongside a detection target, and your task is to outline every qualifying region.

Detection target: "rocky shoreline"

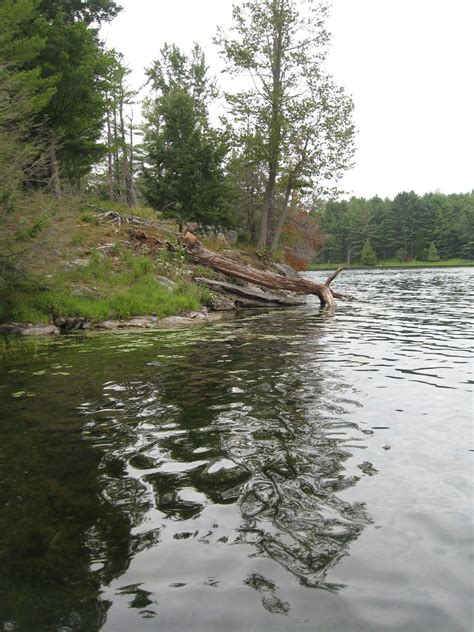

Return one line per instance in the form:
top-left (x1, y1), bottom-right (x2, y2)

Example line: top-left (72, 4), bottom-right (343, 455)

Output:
top-left (0, 310), bottom-right (226, 337)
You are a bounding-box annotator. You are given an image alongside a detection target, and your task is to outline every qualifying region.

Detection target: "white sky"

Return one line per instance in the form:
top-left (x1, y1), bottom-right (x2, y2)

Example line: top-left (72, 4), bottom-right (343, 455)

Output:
top-left (101, 0), bottom-right (474, 199)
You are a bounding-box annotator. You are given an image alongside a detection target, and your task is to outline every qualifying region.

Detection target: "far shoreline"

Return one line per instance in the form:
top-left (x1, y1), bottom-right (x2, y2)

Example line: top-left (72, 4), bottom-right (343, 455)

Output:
top-left (309, 260), bottom-right (474, 271)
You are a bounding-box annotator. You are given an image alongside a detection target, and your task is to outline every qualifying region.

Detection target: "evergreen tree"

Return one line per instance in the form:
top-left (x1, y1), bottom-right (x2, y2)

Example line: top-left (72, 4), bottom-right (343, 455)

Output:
top-left (360, 239), bottom-right (377, 266)
top-left (140, 44), bottom-right (232, 229)
top-left (426, 241), bottom-right (440, 261)
top-left (37, 18), bottom-right (113, 191)
top-left (0, 0), bottom-right (54, 206)
top-left (38, 0), bottom-right (120, 24)
top-left (6, 1), bottom-right (121, 194)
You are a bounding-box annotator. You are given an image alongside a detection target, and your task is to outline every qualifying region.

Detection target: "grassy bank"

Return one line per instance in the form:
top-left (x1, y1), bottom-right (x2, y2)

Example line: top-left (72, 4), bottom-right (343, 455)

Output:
top-left (0, 194), bottom-right (211, 325)
top-left (309, 259), bottom-right (474, 271)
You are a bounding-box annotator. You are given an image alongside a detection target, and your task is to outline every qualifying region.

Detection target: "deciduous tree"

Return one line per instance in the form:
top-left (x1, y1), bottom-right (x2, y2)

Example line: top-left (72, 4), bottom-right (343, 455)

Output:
top-left (216, 0), bottom-right (355, 249)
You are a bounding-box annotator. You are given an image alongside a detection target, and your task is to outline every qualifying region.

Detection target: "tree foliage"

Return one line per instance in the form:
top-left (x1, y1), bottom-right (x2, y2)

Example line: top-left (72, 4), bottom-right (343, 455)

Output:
top-left (216, 0), bottom-right (355, 248)
top-left (316, 191), bottom-right (474, 263)
top-left (140, 44), bottom-right (232, 229)
top-left (360, 239), bottom-right (377, 266)
top-left (0, 0), bottom-right (55, 208)
top-left (37, 0), bottom-right (121, 24)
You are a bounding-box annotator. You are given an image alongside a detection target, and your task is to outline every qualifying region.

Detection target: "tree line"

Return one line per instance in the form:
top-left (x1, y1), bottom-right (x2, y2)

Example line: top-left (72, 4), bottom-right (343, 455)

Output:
top-left (1, 0), bottom-right (472, 261)
top-left (316, 191), bottom-right (474, 263)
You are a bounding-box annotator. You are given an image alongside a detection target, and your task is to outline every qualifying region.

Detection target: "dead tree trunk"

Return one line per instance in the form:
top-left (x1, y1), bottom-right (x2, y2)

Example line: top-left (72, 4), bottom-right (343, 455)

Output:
top-left (183, 234), bottom-right (343, 308)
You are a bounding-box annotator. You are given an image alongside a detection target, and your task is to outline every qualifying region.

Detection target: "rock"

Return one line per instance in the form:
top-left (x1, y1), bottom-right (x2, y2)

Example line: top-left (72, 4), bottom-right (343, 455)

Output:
top-left (0, 325), bottom-right (23, 335)
top-left (70, 258), bottom-right (90, 268)
top-left (221, 249), bottom-right (243, 262)
top-left (156, 276), bottom-right (176, 291)
top-left (224, 230), bottom-right (238, 245)
top-left (159, 316), bottom-right (191, 326)
top-left (205, 229), bottom-right (228, 244)
top-left (54, 316), bottom-right (88, 331)
top-left (96, 320), bottom-right (123, 330)
top-left (208, 294), bottom-right (235, 311)
top-left (127, 317), bottom-right (157, 328)
top-left (20, 325), bottom-right (60, 336)
top-left (272, 262), bottom-right (300, 278)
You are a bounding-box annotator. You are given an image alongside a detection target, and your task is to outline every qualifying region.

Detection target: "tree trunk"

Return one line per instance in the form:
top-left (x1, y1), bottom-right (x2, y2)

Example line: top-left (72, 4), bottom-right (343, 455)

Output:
top-left (48, 136), bottom-right (62, 198)
top-left (106, 95), bottom-right (114, 200)
top-left (271, 174), bottom-right (293, 251)
top-left (259, 2), bottom-right (283, 249)
top-left (259, 171), bottom-right (276, 248)
top-left (195, 277), bottom-right (305, 306)
top-left (184, 234), bottom-right (342, 308)
top-left (119, 94), bottom-right (135, 207)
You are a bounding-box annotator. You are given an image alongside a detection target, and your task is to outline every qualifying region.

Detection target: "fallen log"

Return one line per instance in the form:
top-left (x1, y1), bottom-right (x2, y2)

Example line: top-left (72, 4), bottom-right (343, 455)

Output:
top-left (184, 234), bottom-right (343, 308)
top-left (194, 277), bottom-right (306, 307)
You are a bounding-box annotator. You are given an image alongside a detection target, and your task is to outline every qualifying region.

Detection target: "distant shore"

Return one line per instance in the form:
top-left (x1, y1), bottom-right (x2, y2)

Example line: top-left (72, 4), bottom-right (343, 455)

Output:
top-left (309, 259), bottom-right (474, 271)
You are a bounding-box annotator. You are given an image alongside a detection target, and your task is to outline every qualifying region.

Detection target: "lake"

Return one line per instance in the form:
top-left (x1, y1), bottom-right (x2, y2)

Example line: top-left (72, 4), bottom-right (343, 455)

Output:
top-left (0, 268), bottom-right (472, 631)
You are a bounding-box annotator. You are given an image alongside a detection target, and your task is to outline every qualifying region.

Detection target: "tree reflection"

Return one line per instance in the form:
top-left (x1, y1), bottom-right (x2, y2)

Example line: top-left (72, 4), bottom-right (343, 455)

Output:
top-left (0, 343), bottom-right (151, 631)
top-left (0, 311), bottom-right (373, 628)
top-left (81, 311), bottom-right (372, 614)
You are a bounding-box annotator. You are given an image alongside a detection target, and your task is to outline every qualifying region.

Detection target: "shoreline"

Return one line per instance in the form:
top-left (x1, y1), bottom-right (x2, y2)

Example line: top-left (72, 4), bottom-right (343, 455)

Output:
top-left (309, 262), bottom-right (474, 271)
top-left (0, 310), bottom-right (228, 337)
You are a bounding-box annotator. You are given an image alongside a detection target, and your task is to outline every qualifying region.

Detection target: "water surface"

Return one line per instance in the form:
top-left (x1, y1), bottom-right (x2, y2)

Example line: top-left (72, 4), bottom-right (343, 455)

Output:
top-left (1, 268), bottom-right (473, 631)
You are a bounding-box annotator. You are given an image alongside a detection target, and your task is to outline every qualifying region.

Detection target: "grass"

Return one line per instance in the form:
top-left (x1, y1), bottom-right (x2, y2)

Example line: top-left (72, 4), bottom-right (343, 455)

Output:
top-left (0, 193), bottom-right (209, 324)
top-left (309, 258), bottom-right (474, 270)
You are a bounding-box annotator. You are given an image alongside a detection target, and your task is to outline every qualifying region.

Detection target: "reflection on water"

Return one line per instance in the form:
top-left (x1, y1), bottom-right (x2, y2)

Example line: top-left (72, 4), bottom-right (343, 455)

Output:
top-left (0, 268), bottom-right (473, 631)
top-left (79, 315), bottom-right (372, 601)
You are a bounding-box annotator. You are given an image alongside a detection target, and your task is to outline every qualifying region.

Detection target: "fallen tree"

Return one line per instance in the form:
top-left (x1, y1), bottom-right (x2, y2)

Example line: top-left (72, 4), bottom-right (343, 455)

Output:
top-left (183, 233), bottom-right (344, 308)
top-left (194, 277), bottom-right (306, 308)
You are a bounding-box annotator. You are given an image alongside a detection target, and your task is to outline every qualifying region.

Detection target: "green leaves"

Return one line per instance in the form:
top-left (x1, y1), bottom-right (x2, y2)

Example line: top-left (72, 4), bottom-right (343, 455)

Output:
top-left (216, 0), bottom-right (355, 248)
top-left (140, 45), bottom-right (232, 230)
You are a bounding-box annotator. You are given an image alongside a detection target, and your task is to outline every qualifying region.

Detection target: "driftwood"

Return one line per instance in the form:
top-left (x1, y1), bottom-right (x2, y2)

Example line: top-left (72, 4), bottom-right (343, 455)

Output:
top-left (194, 277), bottom-right (306, 307)
top-left (184, 233), bottom-right (344, 308)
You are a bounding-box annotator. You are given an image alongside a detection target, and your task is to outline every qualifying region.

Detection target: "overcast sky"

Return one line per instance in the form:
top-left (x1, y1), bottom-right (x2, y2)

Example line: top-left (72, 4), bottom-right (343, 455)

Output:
top-left (101, 0), bottom-right (474, 199)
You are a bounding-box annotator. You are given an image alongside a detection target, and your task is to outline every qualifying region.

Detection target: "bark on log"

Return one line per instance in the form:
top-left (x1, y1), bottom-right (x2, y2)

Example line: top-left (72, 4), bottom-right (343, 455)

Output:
top-left (184, 235), bottom-right (342, 308)
top-left (194, 277), bottom-right (306, 306)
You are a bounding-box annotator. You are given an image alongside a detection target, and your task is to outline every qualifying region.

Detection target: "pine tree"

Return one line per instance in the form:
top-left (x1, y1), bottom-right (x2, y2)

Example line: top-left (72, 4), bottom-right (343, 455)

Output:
top-left (0, 0), bottom-right (54, 206)
top-left (427, 241), bottom-right (440, 261)
top-left (360, 240), bottom-right (377, 266)
top-left (140, 44), bottom-right (232, 229)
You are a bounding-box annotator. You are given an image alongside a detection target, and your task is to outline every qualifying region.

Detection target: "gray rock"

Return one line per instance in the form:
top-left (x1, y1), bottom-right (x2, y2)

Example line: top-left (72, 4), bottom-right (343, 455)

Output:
top-left (71, 258), bottom-right (90, 268)
top-left (156, 276), bottom-right (176, 291)
top-left (272, 262), bottom-right (299, 278)
top-left (224, 230), bottom-right (238, 244)
top-left (127, 317), bottom-right (156, 328)
top-left (159, 316), bottom-right (191, 326)
top-left (220, 249), bottom-right (239, 260)
top-left (96, 320), bottom-right (123, 330)
top-left (208, 294), bottom-right (235, 311)
top-left (54, 316), bottom-right (88, 331)
top-left (21, 325), bottom-right (60, 336)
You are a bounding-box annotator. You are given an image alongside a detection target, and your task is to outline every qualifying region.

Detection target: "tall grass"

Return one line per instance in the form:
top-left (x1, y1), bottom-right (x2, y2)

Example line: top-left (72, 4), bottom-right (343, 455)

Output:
top-left (0, 250), bottom-right (209, 324)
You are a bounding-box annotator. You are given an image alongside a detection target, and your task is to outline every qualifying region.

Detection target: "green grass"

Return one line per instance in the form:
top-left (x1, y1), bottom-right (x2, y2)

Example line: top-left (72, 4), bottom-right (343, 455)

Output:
top-left (309, 258), bottom-right (474, 270)
top-left (0, 250), bottom-right (209, 324)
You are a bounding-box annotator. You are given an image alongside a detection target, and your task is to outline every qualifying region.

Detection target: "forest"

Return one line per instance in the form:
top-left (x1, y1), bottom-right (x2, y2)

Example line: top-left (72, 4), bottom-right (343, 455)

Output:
top-left (1, 0), bottom-right (472, 277)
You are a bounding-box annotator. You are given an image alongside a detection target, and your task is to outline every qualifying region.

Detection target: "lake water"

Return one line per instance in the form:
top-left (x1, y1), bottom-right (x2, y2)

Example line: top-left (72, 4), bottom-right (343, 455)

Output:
top-left (0, 268), bottom-right (473, 631)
